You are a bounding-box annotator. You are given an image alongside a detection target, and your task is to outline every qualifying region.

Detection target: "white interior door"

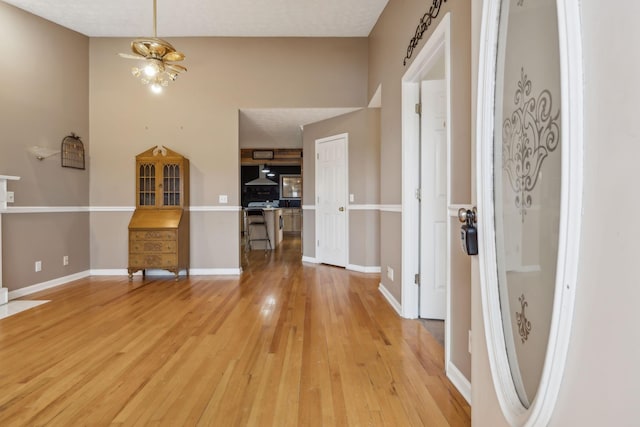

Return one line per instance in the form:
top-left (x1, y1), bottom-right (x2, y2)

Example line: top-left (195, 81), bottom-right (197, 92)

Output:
top-left (420, 80), bottom-right (448, 319)
top-left (316, 134), bottom-right (348, 267)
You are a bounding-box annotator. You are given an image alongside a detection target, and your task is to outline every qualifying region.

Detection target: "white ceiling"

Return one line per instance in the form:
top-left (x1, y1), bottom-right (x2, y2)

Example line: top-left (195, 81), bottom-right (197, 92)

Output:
top-left (2, 0), bottom-right (389, 37)
top-left (239, 108), bottom-right (361, 149)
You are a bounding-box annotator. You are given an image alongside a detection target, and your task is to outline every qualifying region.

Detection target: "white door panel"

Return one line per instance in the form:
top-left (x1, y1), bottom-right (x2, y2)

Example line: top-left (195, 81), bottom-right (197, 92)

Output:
top-left (316, 134), bottom-right (348, 267)
top-left (420, 80), bottom-right (448, 320)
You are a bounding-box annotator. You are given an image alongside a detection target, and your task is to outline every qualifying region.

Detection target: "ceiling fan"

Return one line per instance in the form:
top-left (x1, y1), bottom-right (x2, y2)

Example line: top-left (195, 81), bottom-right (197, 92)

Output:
top-left (119, 0), bottom-right (187, 93)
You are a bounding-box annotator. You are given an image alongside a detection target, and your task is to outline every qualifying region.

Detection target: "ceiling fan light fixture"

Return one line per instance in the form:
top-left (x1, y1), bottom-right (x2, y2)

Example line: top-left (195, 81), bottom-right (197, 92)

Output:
top-left (119, 0), bottom-right (187, 91)
top-left (144, 63), bottom-right (159, 77)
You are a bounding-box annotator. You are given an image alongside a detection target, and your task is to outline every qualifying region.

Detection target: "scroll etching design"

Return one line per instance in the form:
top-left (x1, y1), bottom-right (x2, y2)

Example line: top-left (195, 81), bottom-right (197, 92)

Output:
top-left (502, 67), bottom-right (560, 221)
top-left (516, 294), bottom-right (532, 343)
top-left (403, 0), bottom-right (447, 66)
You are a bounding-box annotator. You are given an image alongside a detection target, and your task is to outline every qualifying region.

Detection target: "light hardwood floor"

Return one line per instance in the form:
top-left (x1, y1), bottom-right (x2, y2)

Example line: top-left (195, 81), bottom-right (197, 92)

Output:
top-left (0, 237), bottom-right (470, 426)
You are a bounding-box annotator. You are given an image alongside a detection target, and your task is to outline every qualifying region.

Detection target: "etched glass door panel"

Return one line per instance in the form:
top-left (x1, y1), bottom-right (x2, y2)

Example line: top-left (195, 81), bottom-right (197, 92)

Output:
top-left (478, 0), bottom-right (582, 423)
top-left (493, 0), bottom-right (561, 407)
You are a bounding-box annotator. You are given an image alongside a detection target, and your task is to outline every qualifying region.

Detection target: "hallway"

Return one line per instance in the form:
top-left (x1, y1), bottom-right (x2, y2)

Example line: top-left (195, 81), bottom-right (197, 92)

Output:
top-left (0, 237), bottom-right (470, 426)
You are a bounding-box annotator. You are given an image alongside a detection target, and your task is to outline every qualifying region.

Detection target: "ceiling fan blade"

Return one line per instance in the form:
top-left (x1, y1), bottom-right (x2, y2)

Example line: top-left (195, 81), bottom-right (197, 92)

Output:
top-left (119, 53), bottom-right (144, 60)
top-left (166, 63), bottom-right (187, 73)
top-left (131, 40), bottom-right (150, 57)
top-left (148, 44), bottom-right (167, 58)
top-left (164, 51), bottom-right (185, 62)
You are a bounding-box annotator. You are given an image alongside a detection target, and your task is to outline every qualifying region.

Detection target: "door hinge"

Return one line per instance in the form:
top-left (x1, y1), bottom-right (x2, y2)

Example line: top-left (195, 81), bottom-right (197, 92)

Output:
top-left (414, 273), bottom-right (420, 285)
top-left (317, 153), bottom-right (320, 160)
top-left (317, 240), bottom-right (320, 247)
top-left (415, 103), bottom-right (422, 115)
top-left (415, 188), bottom-right (421, 201)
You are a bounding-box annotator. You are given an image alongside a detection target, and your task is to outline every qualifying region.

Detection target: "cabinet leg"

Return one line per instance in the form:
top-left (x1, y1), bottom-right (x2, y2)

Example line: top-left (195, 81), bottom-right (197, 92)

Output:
top-left (174, 272), bottom-right (179, 281)
top-left (128, 273), bottom-right (133, 280)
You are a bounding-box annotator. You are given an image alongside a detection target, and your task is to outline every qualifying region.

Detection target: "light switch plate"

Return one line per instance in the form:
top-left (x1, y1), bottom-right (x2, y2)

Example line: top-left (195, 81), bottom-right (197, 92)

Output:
top-left (7, 191), bottom-right (14, 203)
top-left (219, 195), bottom-right (228, 204)
top-left (349, 193), bottom-right (354, 202)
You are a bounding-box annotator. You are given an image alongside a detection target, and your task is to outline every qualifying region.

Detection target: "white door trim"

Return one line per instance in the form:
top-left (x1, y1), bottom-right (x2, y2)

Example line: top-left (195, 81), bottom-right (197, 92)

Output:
top-left (401, 12), bottom-right (453, 367)
top-left (315, 133), bottom-right (349, 267)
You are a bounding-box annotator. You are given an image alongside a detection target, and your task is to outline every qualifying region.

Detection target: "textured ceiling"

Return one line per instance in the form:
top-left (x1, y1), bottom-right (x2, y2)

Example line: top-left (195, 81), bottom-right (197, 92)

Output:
top-left (2, 0), bottom-right (389, 37)
top-left (239, 108), bottom-right (361, 149)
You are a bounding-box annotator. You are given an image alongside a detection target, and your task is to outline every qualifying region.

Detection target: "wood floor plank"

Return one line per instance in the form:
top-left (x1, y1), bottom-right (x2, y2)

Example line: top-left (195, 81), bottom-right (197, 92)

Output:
top-left (0, 236), bottom-right (470, 426)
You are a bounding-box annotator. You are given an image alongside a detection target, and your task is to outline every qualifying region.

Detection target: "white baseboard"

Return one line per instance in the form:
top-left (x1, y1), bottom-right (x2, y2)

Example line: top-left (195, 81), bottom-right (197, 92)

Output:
top-left (301, 256), bottom-right (320, 264)
top-left (446, 361), bottom-right (472, 404)
top-left (378, 282), bottom-right (402, 316)
top-left (346, 264), bottom-right (381, 273)
top-left (0, 287), bottom-right (7, 305)
top-left (189, 268), bottom-right (242, 275)
top-left (90, 268), bottom-right (242, 276)
top-left (8, 270), bottom-right (91, 300)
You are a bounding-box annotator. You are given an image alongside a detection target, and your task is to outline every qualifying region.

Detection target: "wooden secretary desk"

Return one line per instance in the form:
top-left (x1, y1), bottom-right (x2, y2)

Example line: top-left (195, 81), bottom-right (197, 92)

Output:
top-left (128, 146), bottom-right (190, 280)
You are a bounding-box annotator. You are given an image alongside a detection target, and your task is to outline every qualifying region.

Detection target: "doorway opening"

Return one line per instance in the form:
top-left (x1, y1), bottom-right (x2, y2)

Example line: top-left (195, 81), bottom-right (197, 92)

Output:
top-left (239, 149), bottom-right (303, 261)
top-left (401, 13), bottom-right (453, 358)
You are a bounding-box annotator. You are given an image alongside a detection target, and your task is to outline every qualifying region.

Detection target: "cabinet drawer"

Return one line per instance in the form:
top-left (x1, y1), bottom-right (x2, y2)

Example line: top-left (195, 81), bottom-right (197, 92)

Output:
top-left (129, 240), bottom-right (176, 254)
top-left (130, 230), bottom-right (177, 240)
top-left (129, 254), bottom-right (178, 268)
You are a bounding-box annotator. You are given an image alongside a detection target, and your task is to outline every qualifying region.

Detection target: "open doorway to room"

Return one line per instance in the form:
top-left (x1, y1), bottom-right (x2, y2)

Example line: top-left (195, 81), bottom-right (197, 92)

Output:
top-left (239, 149), bottom-right (302, 258)
top-left (400, 13), bottom-right (472, 401)
top-left (237, 108), bottom-right (359, 268)
top-left (401, 14), bottom-right (452, 353)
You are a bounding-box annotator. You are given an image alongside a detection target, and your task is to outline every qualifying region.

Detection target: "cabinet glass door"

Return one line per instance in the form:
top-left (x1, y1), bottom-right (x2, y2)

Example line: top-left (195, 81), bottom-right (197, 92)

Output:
top-left (139, 163), bottom-right (156, 206)
top-left (163, 163), bottom-right (181, 207)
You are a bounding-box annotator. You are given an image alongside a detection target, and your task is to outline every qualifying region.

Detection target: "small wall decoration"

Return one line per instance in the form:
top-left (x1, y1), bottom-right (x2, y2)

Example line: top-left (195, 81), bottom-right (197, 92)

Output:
top-left (403, 0), bottom-right (448, 66)
top-left (61, 133), bottom-right (85, 170)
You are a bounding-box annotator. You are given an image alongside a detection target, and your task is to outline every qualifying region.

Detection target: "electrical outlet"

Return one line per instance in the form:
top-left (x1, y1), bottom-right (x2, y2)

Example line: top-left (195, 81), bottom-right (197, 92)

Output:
top-left (349, 193), bottom-right (354, 202)
top-left (35, 261), bottom-right (42, 272)
top-left (7, 191), bottom-right (14, 203)
top-left (219, 194), bottom-right (228, 204)
top-left (387, 266), bottom-right (394, 281)
top-left (63, 255), bottom-right (69, 266)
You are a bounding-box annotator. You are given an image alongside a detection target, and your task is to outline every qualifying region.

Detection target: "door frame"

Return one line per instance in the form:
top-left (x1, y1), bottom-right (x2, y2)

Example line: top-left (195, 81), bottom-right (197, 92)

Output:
top-left (315, 133), bottom-right (349, 267)
top-left (401, 12), bottom-right (452, 348)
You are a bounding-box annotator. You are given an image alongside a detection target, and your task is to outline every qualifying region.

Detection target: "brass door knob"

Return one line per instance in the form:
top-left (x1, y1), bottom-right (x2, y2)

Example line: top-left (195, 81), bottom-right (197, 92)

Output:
top-left (458, 207), bottom-right (477, 223)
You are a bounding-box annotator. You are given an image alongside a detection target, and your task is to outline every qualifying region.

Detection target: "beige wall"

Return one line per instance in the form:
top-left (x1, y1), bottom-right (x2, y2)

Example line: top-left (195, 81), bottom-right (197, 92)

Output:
top-left (0, 3), bottom-right (90, 289)
top-left (349, 211), bottom-right (380, 268)
top-left (302, 108), bottom-right (381, 268)
top-left (368, 0), bottom-right (472, 380)
top-left (3, 213), bottom-right (90, 290)
top-left (89, 37), bottom-right (368, 270)
top-left (471, 1), bottom-right (640, 426)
